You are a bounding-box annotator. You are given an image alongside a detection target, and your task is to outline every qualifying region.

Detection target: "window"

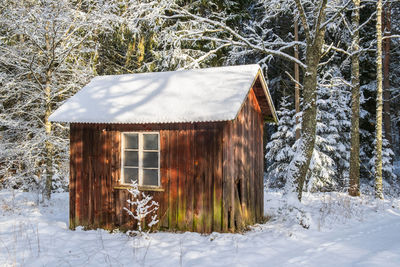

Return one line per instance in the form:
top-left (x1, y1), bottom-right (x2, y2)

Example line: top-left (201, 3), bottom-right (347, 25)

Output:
top-left (121, 132), bottom-right (160, 187)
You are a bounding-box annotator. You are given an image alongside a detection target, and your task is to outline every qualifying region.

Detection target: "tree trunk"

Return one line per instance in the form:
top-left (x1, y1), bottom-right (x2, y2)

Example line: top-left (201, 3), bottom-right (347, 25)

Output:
top-left (44, 72), bottom-right (53, 201)
top-left (44, 26), bottom-right (53, 201)
top-left (375, 0), bottom-right (384, 200)
top-left (383, 3), bottom-right (392, 147)
top-left (291, 0), bottom-right (327, 201)
top-left (349, 0), bottom-right (361, 197)
top-left (294, 18), bottom-right (301, 141)
top-left (294, 45), bottom-right (323, 200)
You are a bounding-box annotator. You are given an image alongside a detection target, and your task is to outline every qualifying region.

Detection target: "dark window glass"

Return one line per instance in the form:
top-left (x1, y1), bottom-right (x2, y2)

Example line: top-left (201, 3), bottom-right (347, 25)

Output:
top-left (143, 152), bottom-right (158, 168)
top-left (143, 134), bottom-right (158, 150)
top-left (142, 169), bottom-right (158, 186)
top-left (124, 151), bottom-right (138, 167)
top-left (124, 168), bottom-right (138, 183)
top-left (125, 134), bottom-right (138, 149)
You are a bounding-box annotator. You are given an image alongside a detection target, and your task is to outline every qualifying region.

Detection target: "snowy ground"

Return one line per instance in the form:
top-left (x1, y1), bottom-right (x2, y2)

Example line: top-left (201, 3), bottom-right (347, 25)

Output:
top-left (1, 190), bottom-right (400, 267)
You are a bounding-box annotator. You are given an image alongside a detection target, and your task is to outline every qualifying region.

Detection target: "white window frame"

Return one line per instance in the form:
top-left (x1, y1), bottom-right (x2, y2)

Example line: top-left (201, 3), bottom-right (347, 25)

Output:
top-left (121, 132), bottom-right (160, 187)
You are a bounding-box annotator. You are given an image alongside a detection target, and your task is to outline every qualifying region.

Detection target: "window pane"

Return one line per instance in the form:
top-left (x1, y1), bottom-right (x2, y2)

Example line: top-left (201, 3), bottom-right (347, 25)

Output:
top-left (143, 134), bottom-right (158, 150)
top-left (125, 134), bottom-right (138, 149)
top-left (124, 151), bottom-right (138, 167)
top-left (124, 168), bottom-right (138, 183)
top-left (143, 152), bottom-right (158, 168)
top-left (142, 169), bottom-right (159, 186)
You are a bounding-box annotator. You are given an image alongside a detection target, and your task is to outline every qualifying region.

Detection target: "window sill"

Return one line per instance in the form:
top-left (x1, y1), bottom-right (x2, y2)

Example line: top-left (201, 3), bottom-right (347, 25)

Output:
top-left (114, 185), bottom-right (164, 192)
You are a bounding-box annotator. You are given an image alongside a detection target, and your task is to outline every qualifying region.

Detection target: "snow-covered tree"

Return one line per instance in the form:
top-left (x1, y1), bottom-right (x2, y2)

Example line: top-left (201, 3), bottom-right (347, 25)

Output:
top-left (265, 96), bottom-right (296, 188)
top-left (307, 70), bottom-right (351, 192)
top-left (123, 181), bottom-right (159, 234)
top-left (0, 0), bottom-right (112, 198)
top-left (360, 82), bottom-right (397, 193)
top-left (369, 138), bottom-right (397, 186)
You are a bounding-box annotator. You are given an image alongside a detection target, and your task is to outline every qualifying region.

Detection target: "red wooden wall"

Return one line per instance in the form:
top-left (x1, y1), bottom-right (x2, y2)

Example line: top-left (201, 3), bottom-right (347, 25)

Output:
top-left (69, 88), bottom-right (264, 233)
top-left (222, 88), bottom-right (264, 231)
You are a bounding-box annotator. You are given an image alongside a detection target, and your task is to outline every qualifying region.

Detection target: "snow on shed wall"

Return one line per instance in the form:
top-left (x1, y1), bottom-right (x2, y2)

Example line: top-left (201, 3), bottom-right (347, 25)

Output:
top-left (49, 64), bottom-right (263, 124)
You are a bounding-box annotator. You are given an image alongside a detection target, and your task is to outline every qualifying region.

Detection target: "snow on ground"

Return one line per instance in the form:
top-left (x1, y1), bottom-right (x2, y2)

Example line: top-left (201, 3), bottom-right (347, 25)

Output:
top-left (1, 190), bottom-right (400, 267)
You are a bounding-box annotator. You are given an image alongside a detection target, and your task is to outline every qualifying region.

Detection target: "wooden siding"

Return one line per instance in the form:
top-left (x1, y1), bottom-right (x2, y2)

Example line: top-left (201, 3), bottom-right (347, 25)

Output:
top-left (222, 88), bottom-right (264, 231)
top-left (69, 89), bottom-right (264, 233)
top-left (70, 122), bottom-right (226, 232)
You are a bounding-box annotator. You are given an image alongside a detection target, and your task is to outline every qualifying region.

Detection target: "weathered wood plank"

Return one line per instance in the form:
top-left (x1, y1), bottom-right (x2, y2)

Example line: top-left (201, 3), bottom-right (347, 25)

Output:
top-left (251, 93), bottom-right (258, 222)
top-left (69, 125), bottom-right (76, 229)
top-left (99, 129), bottom-right (106, 228)
top-left (204, 130), bottom-right (213, 233)
top-left (82, 127), bottom-right (90, 227)
top-left (177, 127), bottom-right (186, 230)
top-left (244, 95), bottom-right (250, 224)
top-left (111, 130), bottom-right (119, 227)
top-left (229, 120), bottom-right (235, 231)
top-left (106, 129), bottom-right (113, 229)
top-left (159, 131), bottom-right (169, 229)
top-left (222, 122), bottom-right (230, 232)
top-left (75, 125), bottom-right (83, 228)
top-left (186, 125), bottom-right (194, 231)
top-left (213, 128), bottom-right (223, 232)
top-left (193, 130), bottom-right (205, 232)
top-left (169, 130), bottom-right (178, 229)
top-left (248, 92), bottom-right (254, 224)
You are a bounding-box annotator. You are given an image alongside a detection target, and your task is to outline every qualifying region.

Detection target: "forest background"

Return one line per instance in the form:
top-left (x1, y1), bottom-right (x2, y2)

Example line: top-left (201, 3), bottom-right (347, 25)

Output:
top-left (1, 0), bottom-right (399, 202)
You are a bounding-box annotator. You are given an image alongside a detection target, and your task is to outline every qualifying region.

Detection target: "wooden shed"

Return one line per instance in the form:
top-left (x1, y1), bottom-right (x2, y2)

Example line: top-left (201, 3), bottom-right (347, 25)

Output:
top-left (49, 64), bottom-right (278, 233)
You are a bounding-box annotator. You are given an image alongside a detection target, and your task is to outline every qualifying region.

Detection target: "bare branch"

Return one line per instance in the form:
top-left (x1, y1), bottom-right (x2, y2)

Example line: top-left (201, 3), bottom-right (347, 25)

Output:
top-left (294, 0), bottom-right (311, 43)
top-left (320, 0), bottom-right (352, 30)
top-left (382, 35), bottom-right (400, 40)
top-left (285, 71), bottom-right (304, 89)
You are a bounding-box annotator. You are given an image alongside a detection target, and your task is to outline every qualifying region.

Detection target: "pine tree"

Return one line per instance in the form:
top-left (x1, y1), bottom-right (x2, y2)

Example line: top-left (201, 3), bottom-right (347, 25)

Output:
top-left (307, 86), bottom-right (338, 192)
top-left (360, 82), bottom-right (397, 193)
top-left (265, 96), bottom-right (296, 188)
top-left (307, 70), bottom-right (351, 192)
top-left (369, 138), bottom-right (397, 192)
top-left (349, 0), bottom-right (361, 196)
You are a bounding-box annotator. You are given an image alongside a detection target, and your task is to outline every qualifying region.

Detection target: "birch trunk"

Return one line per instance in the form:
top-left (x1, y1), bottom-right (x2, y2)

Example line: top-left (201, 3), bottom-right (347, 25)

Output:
top-left (375, 0), bottom-right (384, 200)
top-left (349, 0), bottom-right (361, 197)
top-left (44, 75), bottom-right (53, 200)
top-left (44, 25), bottom-right (54, 200)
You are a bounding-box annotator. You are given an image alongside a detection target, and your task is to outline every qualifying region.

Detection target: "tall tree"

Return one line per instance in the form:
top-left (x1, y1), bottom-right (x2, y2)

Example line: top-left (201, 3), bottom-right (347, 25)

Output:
top-left (288, 0), bottom-right (328, 200)
top-left (294, 18), bottom-right (301, 141)
top-left (0, 0), bottom-right (108, 199)
top-left (383, 3), bottom-right (392, 147)
top-left (375, 0), bottom-right (384, 199)
top-left (349, 0), bottom-right (361, 197)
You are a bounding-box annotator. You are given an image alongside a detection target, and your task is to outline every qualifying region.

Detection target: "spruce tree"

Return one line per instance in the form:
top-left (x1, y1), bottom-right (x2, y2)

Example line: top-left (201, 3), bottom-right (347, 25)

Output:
top-left (307, 71), bottom-right (351, 192)
top-left (265, 96), bottom-right (296, 188)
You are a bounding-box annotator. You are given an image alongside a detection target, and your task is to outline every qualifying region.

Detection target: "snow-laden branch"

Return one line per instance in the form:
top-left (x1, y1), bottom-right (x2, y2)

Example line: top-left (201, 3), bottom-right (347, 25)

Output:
top-left (161, 4), bottom-right (307, 69)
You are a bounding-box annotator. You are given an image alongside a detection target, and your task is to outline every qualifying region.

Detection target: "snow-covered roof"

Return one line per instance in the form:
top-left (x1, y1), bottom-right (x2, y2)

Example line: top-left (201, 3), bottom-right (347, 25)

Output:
top-left (49, 64), bottom-right (277, 124)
